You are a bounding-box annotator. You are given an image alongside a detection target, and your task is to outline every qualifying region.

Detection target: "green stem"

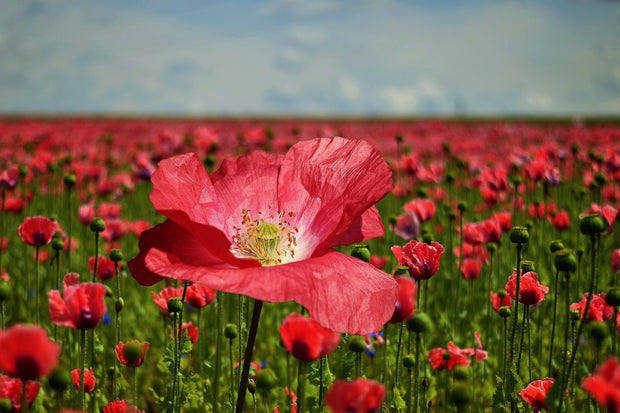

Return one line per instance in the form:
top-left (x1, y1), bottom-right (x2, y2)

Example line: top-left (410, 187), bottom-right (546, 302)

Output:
top-left (92, 232), bottom-right (99, 282)
top-left (503, 317), bottom-right (508, 387)
top-left (395, 321), bottom-right (404, 388)
top-left (318, 356), bottom-right (325, 410)
top-left (414, 332), bottom-right (421, 413)
top-left (235, 299), bottom-right (264, 413)
top-left (297, 361), bottom-right (306, 413)
top-left (67, 186), bottom-right (73, 271)
top-left (214, 291), bottom-right (223, 413)
top-left (229, 338), bottom-right (235, 407)
top-left (35, 246), bottom-right (40, 325)
top-left (80, 329), bottom-right (86, 412)
top-left (526, 306), bottom-right (532, 383)
top-left (516, 304), bottom-right (527, 374)
top-left (548, 268), bottom-right (560, 376)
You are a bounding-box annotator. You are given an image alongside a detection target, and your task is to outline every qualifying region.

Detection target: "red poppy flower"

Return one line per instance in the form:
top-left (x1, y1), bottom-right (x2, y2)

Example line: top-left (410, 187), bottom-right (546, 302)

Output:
top-left (462, 222), bottom-right (485, 245)
top-left (369, 255), bottom-right (387, 270)
top-left (492, 211), bottom-right (512, 232)
top-left (612, 249), bottom-right (620, 274)
top-left (175, 322), bottom-right (199, 344)
top-left (0, 166), bottom-right (19, 190)
top-left (17, 216), bottom-right (56, 247)
top-left (78, 204), bottom-right (95, 226)
top-left (582, 358), bottom-right (620, 412)
top-left (102, 399), bottom-right (144, 413)
top-left (393, 210), bottom-right (420, 240)
top-left (460, 258), bottom-right (484, 281)
top-left (129, 138), bottom-right (398, 334)
top-left (549, 210), bottom-right (570, 231)
top-left (505, 271), bottom-right (549, 308)
top-left (582, 203), bottom-right (618, 235)
top-left (48, 283), bottom-right (107, 329)
top-left (480, 218), bottom-right (502, 244)
top-left (279, 313), bottom-right (341, 362)
top-left (115, 341), bottom-right (149, 368)
top-left (88, 256), bottom-right (116, 281)
top-left (0, 375), bottom-right (41, 412)
top-left (0, 324), bottom-right (61, 381)
top-left (63, 272), bottom-right (81, 289)
top-left (185, 283), bottom-right (216, 309)
top-left (570, 293), bottom-right (614, 323)
top-left (388, 276), bottom-right (417, 324)
top-left (490, 290), bottom-right (513, 313)
top-left (403, 198), bottom-right (436, 222)
top-left (71, 368), bottom-right (96, 393)
top-left (519, 378), bottom-right (554, 413)
top-left (427, 342), bottom-right (473, 370)
top-left (324, 378), bottom-right (385, 413)
top-left (391, 240), bottom-right (445, 281)
top-left (151, 286), bottom-right (185, 312)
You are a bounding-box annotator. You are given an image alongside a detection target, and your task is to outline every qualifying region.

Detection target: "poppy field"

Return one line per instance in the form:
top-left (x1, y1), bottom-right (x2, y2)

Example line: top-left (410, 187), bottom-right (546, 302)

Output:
top-left (0, 117), bottom-right (619, 413)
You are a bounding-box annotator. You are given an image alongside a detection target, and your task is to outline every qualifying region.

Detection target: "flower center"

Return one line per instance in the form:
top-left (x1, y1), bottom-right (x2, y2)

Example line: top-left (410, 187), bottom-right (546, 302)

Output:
top-left (232, 209), bottom-right (298, 266)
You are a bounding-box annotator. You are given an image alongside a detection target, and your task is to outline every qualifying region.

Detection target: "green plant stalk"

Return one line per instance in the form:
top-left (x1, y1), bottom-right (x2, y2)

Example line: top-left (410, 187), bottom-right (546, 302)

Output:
top-left (176, 281), bottom-right (188, 413)
top-left (214, 291), bottom-right (223, 413)
top-left (235, 299), bottom-right (264, 413)
top-left (526, 306), bottom-right (532, 383)
top-left (318, 356), bottom-right (325, 410)
top-left (229, 338), bottom-right (235, 407)
top-left (67, 185), bottom-right (73, 271)
top-left (454, 212), bottom-right (464, 325)
top-left (394, 321), bottom-right (404, 389)
top-left (508, 243), bottom-right (523, 411)
top-left (297, 360), bottom-right (306, 413)
top-left (548, 268), bottom-right (560, 376)
top-left (35, 246), bottom-right (40, 325)
top-left (92, 232), bottom-right (99, 282)
top-left (503, 317), bottom-right (508, 387)
top-left (80, 328), bottom-right (86, 412)
top-left (516, 304), bottom-right (527, 375)
top-left (560, 233), bottom-right (598, 411)
top-left (382, 323), bottom-right (389, 385)
top-left (170, 312), bottom-right (179, 413)
top-left (414, 332), bottom-right (421, 413)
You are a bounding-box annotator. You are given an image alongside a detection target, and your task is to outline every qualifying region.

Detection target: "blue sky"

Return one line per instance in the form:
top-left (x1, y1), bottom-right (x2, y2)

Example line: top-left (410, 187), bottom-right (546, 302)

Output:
top-left (1, 0), bottom-right (620, 116)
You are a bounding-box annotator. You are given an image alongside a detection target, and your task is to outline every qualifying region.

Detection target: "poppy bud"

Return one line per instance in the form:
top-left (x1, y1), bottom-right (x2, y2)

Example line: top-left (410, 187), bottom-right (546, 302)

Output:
top-left (18, 165), bottom-right (27, 177)
top-left (247, 379), bottom-right (256, 394)
top-left (90, 217), bottom-right (106, 233)
top-left (509, 226), bottom-right (529, 244)
top-left (48, 367), bottom-right (71, 392)
top-left (393, 266), bottom-right (409, 276)
top-left (511, 174), bottom-right (522, 185)
top-left (569, 308), bottom-right (580, 321)
top-left (123, 342), bottom-right (145, 366)
top-left (0, 399), bottom-right (11, 413)
top-left (115, 298), bottom-right (124, 313)
top-left (110, 249), bottom-right (123, 262)
top-left (447, 211), bottom-right (457, 221)
top-left (548, 240), bottom-right (565, 253)
top-left (453, 365), bottom-right (470, 381)
top-left (605, 287), bottom-right (620, 307)
top-left (0, 282), bottom-right (10, 302)
top-left (499, 306), bottom-right (511, 318)
top-left (445, 172), bottom-right (455, 184)
top-left (554, 249), bottom-right (577, 272)
top-left (486, 243), bottom-right (497, 253)
top-left (395, 133), bottom-right (404, 143)
top-left (351, 244), bottom-right (371, 262)
top-left (388, 215), bottom-right (398, 226)
top-left (167, 297), bottom-right (183, 314)
top-left (571, 143), bottom-right (579, 155)
top-left (255, 368), bottom-right (277, 391)
top-left (594, 172), bottom-right (606, 186)
top-left (521, 261), bottom-right (535, 273)
top-left (579, 214), bottom-right (605, 235)
top-left (63, 173), bottom-right (76, 187)
top-left (51, 239), bottom-right (64, 251)
top-left (402, 354), bottom-right (415, 369)
top-left (457, 201), bottom-right (467, 212)
top-left (105, 285), bottom-right (113, 297)
top-left (416, 187), bottom-right (427, 198)
top-left (348, 336), bottom-right (367, 353)
top-left (450, 383), bottom-right (471, 407)
top-left (587, 322), bottom-right (607, 344)
top-left (204, 154), bottom-right (216, 169)
top-left (421, 232), bottom-right (434, 244)
top-left (224, 323), bottom-right (238, 340)
top-left (406, 312), bottom-right (432, 333)
top-left (498, 289), bottom-right (507, 298)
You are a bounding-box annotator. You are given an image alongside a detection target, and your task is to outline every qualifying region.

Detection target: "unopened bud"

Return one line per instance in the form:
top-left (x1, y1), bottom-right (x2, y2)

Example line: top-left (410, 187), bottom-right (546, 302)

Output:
top-left (348, 336), bottom-right (367, 353)
top-left (351, 244), bottom-right (371, 262)
top-left (509, 226), bottom-right (529, 244)
top-left (110, 249), bottom-right (123, 262)
top-left (224, 323), bottom-right (238, 340)
top-left (167, 297), bottom-right (183, 314)
top-left (580, 214), bottom-right (605, 235)
top-left (90, 217), bottom-right (106, 233)
top-left (555, 249), bottom-right (577, 272)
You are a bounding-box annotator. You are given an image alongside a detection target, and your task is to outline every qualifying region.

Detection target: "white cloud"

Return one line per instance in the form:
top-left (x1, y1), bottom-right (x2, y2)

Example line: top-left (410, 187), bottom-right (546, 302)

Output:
top-left (338, 76), bottom-right (361, 101)
top-left (523, 91), bottom-right (552, 109)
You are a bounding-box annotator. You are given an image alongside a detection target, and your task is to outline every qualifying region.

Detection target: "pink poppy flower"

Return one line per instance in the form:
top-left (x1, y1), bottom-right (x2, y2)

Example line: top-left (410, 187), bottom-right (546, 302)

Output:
top-left (325, 379), bottom-right (385, 413)
top-left (388, 276), bottom-right (417, 323)
top-left (403, 198), bottom-right (436, 222)
top-left (0, 324), bottom-right (61, 381)
top-left (519, 378), bottom-right (554, 412)
top-left (0, 375), bottom-right (41, 412)
top-left (613, 249), bottom-right (620, 274)
top-left (129, 138), bottom-right (398, 334)
top-left (279, 313), bottom-right (341, 361)
top-left (582, 358), bottom-right (620, 412)
top-left (151, 286), bottom-right (185, 312)
top-left (391, 240), bottom-right (445, 281)
top-left (505, 270), bottom-right (549, 308)
top-left (185, 283), bottom-right (216, 309)
top-left (570, 293), bottom-right (614, 323)
top-left (17, 216), bottom-right (56, 247)
top-left (48, 283), bottom-right (107, 329)
top-left (88, 256), bottom-right (116, 281)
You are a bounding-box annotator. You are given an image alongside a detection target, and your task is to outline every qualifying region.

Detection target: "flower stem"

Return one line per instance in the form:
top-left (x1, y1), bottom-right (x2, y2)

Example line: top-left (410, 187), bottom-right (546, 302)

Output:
top-left (92, 232), bottom-right (99, 282)
top-left (517, 304), bottom-right (527, 374)
top-left (297, 360), bottom-right (306, 413)
top-left (35, 246), bottom-right (40, 325)
top-left (80, 329), bottom-right (86, 412)
top-left (318, 356), bottom-right (325, 410)
top-left (548, 268), bottom-right (560, 376)
top-left (394, 321), bottom-right (404, 389)
top-left (414, 332), bottom-right (421, 413)
top-left (235, 299), bottom-right (263, 413)
top-left (214, 291), bottom-right (223, 413)
top-left (229, 338), bottom-right (235, 407)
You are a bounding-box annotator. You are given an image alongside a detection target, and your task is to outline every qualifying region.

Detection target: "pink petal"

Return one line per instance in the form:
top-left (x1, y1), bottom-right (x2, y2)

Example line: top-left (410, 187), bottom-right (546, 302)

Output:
top-left (327, 206), bottom-right (386, 248)
top-left (278, 137), bottom-right (393, 257)
top-left (150, 153), bottom-right (253, 267)
top-left (129, 220), bottom-right (234, 286)
top-left (143, 248), bottom-right (398, 335)
top-left (48, 290), bottom-right (75, 328)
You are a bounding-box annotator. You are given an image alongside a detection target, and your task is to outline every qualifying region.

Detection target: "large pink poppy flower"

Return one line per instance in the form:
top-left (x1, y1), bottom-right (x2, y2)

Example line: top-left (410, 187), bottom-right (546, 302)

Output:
top-left (129, 137), bottom-right (398, 334)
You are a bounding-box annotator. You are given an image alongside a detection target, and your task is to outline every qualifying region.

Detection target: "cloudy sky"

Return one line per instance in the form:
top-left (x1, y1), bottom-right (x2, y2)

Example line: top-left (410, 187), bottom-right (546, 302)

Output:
top-left (2, 0), bottom-right (620, 116)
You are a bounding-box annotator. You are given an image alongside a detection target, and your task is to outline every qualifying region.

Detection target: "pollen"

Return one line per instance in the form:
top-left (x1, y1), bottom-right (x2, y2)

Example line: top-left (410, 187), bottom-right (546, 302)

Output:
top-left (232, 209), bottom-right (298, 266)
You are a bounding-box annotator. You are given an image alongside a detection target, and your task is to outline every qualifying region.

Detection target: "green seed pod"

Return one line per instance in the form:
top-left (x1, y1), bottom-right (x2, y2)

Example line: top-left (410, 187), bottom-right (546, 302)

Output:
top-left (123, 342), bottom-right (145, 365)
top-left (115, 297), bottom-right (124, 313)
top-left (51, 239), bottom-right (64, 251)
top-left (579, 214), bottom-right (605, 235)
top-left (110, 249), bottom-right (123, 262)
top-left (406, 312), bottom-right (432, 334)
top-left (63, 173), bottom-right (77, 187)
top-left (594, 172), bottom-right (606, 186)
top-left (554, 249), bottom-right (577, 272)
top-left (447, 211), bottom-right (457, 221)
top-left (351, 244), bottom-right (371, 262)
top-left (453, 365), bottom-right (470, 381)
top-left (48, 367), bottom-right (72, 392)
top-left (393, 266), bottom-right (409, 276)
top-left (445, 172), bottom-right (455, 184)
top-left (167, 297), bottom-right (183, 314)
top-left (486, 243), bottom-right (497, 253)
top-left (521, 260), bottom-right (535, 273)
top-left (348, 336), bottom-right (367, 353)
top-left (509, 226), bottom-right (529, 244)
top-left (402, 354), bottom-right (415, 369)
top-left (499, 306), bottom-right (511, 318)
top-left (416, 187), bottom-right (427, 198)
top-left (421, 232), bottom-right (434, 244)
top-left (247, 379), bottom-right (256, 395)
top-left (0, 398), bottom-right (11, 413)
top-left (255, 368), bottom-right (277, 391)
top-left (0, 282), bottom-right (10, 302)
top-left (569, 308), bottom-right (581, 321)
top-left (224, 323), bottom-right (239, 340)
top-left (204, 154), bottom-right (216, 169)
top-left (587, 322), bottom-right (608, 344)
top-left (90, 217), bottom-right (106, 233)
top-left (548, 240), bottom-right (565, 253)
top-left (605, 287), bottom-right (620, 307)
top-left (457, 201), bottom-right (467, 212)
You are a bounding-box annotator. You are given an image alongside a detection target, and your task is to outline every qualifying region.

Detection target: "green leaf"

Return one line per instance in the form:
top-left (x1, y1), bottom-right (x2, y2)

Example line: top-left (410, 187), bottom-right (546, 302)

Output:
top-left (492, 376), bottom-right (508, 413)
